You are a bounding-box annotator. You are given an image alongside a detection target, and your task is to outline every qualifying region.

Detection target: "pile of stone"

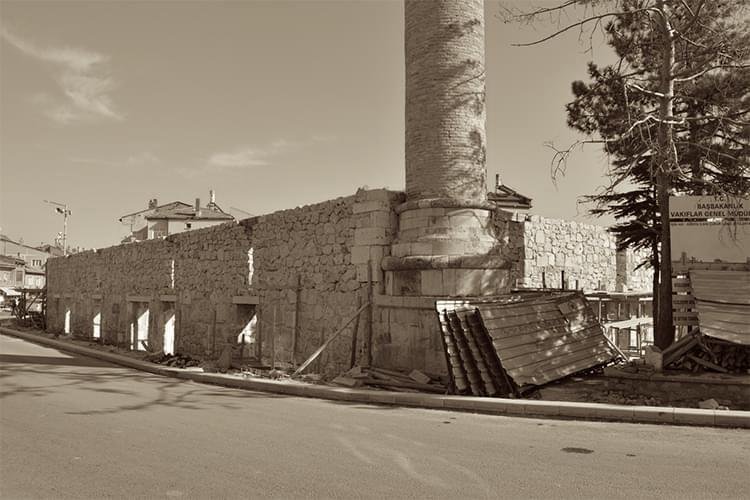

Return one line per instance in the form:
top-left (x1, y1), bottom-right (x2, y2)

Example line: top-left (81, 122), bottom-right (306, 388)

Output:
top-left (146, 352), bottom-right (202, 369)
top-left (333, 366), bottom-right (448, 393)
top-left (662, 330), bottom-right (750, 373)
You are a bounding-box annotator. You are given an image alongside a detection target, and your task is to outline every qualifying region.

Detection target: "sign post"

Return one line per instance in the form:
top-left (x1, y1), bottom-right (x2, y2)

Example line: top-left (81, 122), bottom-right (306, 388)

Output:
top-left (669, 195), bottom-right (750, 264)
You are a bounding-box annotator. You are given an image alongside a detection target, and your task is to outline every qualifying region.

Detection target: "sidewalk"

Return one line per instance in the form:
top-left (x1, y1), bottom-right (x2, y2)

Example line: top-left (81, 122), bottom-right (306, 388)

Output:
top-left (2, 325), bottom-right (748, 429)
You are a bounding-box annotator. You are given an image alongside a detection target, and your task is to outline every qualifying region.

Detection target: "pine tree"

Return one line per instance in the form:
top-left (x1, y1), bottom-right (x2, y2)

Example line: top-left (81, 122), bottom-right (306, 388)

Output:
top-left (507, 0), bottom-right (750, 347)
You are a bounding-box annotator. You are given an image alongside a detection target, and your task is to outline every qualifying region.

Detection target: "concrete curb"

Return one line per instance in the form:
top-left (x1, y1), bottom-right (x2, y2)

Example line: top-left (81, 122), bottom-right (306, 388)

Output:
top-left (3, 327), bottom-right (749, 429)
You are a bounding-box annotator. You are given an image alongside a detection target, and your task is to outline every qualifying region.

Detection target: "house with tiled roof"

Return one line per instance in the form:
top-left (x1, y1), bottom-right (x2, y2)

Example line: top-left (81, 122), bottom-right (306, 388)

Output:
top-left (1, 234), bottom-right (55, 268)
top-left (119, 190), bottom-right (235, 242)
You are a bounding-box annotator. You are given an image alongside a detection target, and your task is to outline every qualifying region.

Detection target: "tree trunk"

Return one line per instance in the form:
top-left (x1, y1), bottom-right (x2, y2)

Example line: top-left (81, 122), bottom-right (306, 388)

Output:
top-left (651, 219), bottom-right (660, 335)
top-left (655, 0), bottom-right (676, 349)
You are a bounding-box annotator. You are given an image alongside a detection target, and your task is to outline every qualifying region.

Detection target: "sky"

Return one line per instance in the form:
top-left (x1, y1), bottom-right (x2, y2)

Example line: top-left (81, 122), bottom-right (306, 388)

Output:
top-left (0, 0), bottom-right (618, 250)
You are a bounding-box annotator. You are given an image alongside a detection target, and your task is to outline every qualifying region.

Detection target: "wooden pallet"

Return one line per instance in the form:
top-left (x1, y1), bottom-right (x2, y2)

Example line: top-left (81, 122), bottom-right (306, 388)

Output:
top-left (672, 275), bottom-right (697, 327)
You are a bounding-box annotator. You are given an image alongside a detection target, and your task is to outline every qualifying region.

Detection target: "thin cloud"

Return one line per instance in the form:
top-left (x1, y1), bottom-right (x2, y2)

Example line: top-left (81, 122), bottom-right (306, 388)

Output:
top-left (208, 149), bottom-right (271, 168)
top-left (207, 136), bottom-right (335, 169)
top-left (70, 152), bottom-right (160, 167)
top-left (1, 26), bottom-right (122, 124)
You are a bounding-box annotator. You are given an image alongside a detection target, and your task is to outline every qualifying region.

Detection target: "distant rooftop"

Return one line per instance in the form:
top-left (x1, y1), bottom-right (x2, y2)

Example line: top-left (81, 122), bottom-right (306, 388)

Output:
top-left (146, 202), bottom-right (234, 222)
top-left (487, 175), bottom-right (533, 210)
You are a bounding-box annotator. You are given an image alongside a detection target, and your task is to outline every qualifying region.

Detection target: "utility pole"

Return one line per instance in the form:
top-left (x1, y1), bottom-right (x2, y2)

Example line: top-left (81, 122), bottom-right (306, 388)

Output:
top-left (44, 200), bottom-right (71, 255)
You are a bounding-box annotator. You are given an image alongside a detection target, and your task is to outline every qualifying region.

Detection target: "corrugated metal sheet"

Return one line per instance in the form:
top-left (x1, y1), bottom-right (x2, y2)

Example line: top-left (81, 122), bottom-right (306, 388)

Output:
top-left (436, 292), bottom-right (619, 396)
top-left (690, 270), bottom-right (750, 345)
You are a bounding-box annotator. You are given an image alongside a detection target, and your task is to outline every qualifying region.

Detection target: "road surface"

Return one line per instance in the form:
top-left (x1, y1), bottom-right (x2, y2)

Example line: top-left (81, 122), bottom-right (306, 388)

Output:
top-left (1, 334), bottom-right (748, 499)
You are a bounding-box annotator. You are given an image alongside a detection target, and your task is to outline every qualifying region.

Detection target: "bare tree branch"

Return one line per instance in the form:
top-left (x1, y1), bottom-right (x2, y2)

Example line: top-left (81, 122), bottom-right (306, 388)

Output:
top-left (511, 9), bottom-right (658, 47)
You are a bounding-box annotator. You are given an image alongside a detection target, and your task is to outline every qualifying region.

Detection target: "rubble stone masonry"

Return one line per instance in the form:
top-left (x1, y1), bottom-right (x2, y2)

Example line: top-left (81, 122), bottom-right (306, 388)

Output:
top-left (46, 188), bottom-right (651, 374)
top-left (47, 189), bottom-right (403, 375)
top-left (517, 214), bottom-right (652, 292)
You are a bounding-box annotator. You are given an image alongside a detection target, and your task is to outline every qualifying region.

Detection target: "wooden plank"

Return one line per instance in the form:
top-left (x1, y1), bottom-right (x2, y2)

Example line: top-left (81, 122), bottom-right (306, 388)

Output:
top-left (671, 282), bottom-right (691, 292)
top-left (674, 317), bottom-right (700, 326)
top-left (673, 311), bottom-right (698, 320)
top-left (292, 301), bottom-right (370, 376)
top-left (663, 337), bottom-right (699, 366)
top-left (686, 354), bottom-right (729, 373)
top-left (363, 378), bottom-right (445, 394)
top-left (211, 309), bottom-right (218, 357)
top-left (661, 329), bottom-right (697, 358)
top-left (291, 275), bottom-right (301, 366)
top-left (315, 327), bottom-right (325, 373)
top-left (364, 260), bottom-right (374, 367)
top-left (603, 317), bottom-right (653, 329)
top-left (270, 305), bottom-right (277, 370)
top-left (349, 294), bottom-right (362, 369)
top-left (672, 295), bottom-right (694, 305)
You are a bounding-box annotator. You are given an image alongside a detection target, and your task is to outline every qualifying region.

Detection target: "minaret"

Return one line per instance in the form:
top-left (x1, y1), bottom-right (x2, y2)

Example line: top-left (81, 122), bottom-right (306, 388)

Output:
top-left (383, 0), bottom-right (508, 297)
top-left (404, 0), bottom-right (487, 203)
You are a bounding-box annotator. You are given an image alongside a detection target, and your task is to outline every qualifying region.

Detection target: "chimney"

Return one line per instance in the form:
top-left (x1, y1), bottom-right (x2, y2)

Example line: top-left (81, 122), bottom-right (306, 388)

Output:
top-left (209, 189), bottom-right (216, 206)
top-left (496, 174), bottom-right (502, 190)
top-left (195, 198), bottom-right (201, 217)
top-left (148, 198), bottom-right (158, 209)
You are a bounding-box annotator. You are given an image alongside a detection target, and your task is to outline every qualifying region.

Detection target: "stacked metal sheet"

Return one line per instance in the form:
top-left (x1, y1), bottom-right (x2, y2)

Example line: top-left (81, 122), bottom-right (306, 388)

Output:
top-left (436, 292), bottom-right (619, 396)
top-left (690, 270), bottom-right (750, 345)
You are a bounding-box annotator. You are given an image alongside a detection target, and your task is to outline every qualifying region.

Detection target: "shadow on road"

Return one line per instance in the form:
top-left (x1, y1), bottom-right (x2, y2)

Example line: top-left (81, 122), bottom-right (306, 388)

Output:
top-left (0, 353), bottom-right (114, 368)
top-left (1, 356), bottom-right (289, 417)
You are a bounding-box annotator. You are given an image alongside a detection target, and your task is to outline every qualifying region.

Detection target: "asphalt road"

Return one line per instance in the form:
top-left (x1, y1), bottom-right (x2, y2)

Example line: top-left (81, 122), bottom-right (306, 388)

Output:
top-left (1, 334), bottom-right (748, 500)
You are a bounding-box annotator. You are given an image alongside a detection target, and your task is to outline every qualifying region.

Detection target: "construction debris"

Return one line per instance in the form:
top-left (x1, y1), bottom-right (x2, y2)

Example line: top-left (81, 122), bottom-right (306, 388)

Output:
top-left (333, 366), bottom-right (447, 393)
top-left (145, 352), bottom-right (202, 368)
top-left (408, 369), bottom-right (431, 385)
top-left (437, 292), bottom-right (621, 397)
top-left (662, 329), bottom-right (750, 373)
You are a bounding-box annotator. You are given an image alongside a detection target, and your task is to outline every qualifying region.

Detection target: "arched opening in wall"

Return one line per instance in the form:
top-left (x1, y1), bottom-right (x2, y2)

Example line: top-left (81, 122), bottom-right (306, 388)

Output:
top-left (91, 310), bottom-right (102, 340)
top-left (92, 300), bottom-right (102, 340)
top-left (129, 302), bottom-right (150, 351)
top-left (163, 306), bottom-right (176, 355)
top-left (235, 304), bottom-right (257, 361)
top-left (64, 305), bottom-right (71, 335)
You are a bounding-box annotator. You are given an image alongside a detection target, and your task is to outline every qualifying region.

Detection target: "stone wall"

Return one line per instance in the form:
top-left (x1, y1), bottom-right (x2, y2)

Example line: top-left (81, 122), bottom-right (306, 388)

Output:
top-left (616, 246), bottom-right (653, 292)
top-left (46, 189), bottom-right (653, 377)
top-left (246, 188), bottom-right (402, 375)
top-left (46, 223), bottom-right (252, 355)
top-left (46, 189), bottom-right (403, 376)
top-left (514, 214), bottom-right (652, 292)
top-left (169, 223), bottom-right (253, 356)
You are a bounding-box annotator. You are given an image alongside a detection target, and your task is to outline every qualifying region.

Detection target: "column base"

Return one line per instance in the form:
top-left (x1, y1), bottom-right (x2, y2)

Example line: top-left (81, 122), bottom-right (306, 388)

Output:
top-left (383, 255), bottom-right (511, 297)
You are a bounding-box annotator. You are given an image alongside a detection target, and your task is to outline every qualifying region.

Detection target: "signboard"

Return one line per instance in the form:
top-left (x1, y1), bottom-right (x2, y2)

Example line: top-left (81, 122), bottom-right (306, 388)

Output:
top-left (670, 195), bottom-right (750, 264)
